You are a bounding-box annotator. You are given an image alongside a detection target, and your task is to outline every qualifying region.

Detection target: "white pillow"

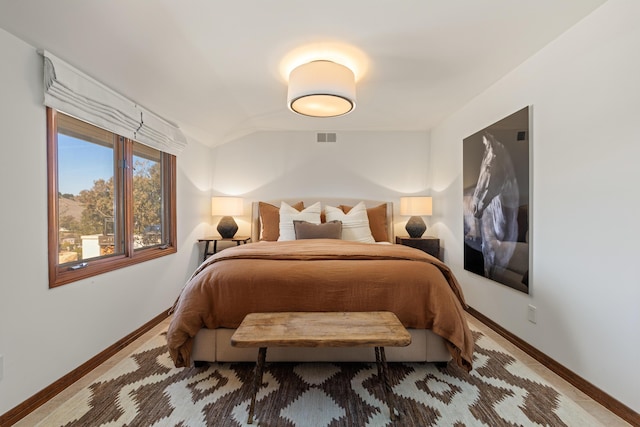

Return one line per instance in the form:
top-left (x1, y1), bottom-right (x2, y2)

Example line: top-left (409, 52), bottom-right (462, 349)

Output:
top-left (278, 201), bottom-right (322, 241)
top-left (325, 201), bottom-right (376, 243)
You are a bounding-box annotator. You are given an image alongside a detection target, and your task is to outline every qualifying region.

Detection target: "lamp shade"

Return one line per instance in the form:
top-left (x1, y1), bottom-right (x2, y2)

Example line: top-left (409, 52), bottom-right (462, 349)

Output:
top-left (211, 197), bottom-right (243, 216)
top-left (400, 197), bottom-right (432, 216)
top-left (288, 60), bottom-right (356, 117)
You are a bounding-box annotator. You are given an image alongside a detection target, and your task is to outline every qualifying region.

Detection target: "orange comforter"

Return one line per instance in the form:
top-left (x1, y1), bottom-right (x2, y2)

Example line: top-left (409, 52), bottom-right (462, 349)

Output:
top-left (167, 240), bottom-right (474, 371)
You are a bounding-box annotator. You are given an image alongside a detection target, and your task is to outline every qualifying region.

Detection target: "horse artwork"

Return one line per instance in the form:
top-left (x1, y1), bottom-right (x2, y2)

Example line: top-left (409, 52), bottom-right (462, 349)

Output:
top-left (463, 107), bottom-right (530, 293)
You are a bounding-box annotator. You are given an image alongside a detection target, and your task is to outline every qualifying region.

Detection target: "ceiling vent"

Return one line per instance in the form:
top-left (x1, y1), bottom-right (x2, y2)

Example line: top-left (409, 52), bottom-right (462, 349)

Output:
top-left (317, 132), bottom-right (337, 143)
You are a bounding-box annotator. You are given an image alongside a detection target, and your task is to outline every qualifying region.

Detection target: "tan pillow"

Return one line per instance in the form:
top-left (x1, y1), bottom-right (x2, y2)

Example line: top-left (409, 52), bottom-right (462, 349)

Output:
top-left (259, 201), bottom-right (304, 241)
top-left (340, 203), bottom-right (389, 242)
top-left (294, 220), bottom-right (342, 240)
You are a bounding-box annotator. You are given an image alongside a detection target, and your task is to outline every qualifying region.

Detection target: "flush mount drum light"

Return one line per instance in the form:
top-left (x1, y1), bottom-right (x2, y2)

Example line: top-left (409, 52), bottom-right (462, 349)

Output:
top-left (287, 60), bottom-right (356, 117)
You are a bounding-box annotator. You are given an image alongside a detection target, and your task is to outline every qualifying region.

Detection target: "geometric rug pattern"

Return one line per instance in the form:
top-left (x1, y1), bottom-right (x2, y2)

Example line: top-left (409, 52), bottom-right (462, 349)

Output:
top-left (36, 329), bottom-right (603, 426)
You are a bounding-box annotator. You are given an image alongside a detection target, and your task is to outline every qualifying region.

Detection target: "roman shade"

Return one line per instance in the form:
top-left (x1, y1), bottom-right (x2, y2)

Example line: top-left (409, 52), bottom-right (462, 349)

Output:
top-left (42, 50), bottom-right (187, 155)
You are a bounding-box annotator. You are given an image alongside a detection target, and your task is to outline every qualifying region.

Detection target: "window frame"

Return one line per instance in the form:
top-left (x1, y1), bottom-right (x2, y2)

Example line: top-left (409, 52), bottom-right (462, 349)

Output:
top-left (47, 108), bottom-right (177, 288)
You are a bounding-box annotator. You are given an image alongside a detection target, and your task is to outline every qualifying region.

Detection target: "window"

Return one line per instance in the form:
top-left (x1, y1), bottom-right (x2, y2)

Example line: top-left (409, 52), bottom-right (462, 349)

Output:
top-left (47, 109), bottom-right (176, 287)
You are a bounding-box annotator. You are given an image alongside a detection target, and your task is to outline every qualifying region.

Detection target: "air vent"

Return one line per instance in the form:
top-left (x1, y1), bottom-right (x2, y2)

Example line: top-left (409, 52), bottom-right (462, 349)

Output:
top-left (317, 132), bottom-right (337, 143)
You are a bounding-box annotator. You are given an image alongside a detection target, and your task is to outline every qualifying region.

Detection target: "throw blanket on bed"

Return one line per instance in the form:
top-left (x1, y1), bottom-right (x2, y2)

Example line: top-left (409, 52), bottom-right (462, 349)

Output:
top-left (167, 240), bottom-right (474, 371)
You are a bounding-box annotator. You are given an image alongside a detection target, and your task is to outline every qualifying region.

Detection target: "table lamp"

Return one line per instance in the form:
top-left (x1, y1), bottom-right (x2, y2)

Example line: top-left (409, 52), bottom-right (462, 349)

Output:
top-left (211, 196), bottom-right (243, 238)
top-left (400, 196), bottom-right (432, 238)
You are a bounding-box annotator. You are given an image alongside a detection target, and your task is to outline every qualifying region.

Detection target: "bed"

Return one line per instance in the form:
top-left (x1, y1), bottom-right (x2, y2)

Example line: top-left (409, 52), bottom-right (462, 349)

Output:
top-left (167, 199), bottom-right (474, 371)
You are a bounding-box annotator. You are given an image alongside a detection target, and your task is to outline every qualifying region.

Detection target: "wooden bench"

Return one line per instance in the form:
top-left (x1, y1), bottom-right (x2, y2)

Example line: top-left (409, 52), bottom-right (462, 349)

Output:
top-left (230, 311), bottom-right (411, 424)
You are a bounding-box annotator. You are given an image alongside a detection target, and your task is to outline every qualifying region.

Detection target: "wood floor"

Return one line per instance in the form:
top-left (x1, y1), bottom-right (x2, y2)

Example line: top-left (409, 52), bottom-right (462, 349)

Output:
top-left (14, 313), bottom-right (632, 426)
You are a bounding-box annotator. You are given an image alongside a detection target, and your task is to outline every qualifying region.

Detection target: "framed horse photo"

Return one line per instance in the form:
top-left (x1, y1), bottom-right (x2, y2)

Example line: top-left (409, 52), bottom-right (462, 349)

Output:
top-left (463, 106), bottom-right (530, 293)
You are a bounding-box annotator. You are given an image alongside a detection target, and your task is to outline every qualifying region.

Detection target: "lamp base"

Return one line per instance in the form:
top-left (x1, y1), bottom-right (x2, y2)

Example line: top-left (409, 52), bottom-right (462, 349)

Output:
top-left (217, 216), bottom-right (238, 238)
top-left (405, 216), bottom-right (426, 238)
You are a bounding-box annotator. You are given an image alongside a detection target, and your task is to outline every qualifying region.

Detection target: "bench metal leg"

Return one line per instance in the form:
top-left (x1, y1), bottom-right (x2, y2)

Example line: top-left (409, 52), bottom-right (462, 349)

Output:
top-left (248, 347), bottom-right (267, 424)
top-left (375, 346), bottom-right (397, 421)
top-left (374, 346), bottom-right (383, 378)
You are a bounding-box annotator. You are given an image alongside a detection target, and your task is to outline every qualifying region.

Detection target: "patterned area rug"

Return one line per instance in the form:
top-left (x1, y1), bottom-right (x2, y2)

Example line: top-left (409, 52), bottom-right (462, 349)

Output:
top-left (37, 329), bottom-right (602, 426)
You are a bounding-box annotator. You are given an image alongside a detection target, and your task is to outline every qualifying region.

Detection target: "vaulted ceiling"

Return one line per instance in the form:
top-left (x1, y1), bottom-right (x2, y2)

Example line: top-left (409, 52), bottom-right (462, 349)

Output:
top-left (0, 1), bottom-right (606, 146)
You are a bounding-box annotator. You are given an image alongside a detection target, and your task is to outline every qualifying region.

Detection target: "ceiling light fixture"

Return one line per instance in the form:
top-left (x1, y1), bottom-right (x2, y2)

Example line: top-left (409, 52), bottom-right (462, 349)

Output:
top-left (287, 60), bottom-right (356, 118)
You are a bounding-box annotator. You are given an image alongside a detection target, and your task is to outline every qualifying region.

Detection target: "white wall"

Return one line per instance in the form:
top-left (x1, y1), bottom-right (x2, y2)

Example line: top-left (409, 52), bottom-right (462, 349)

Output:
top-left (430, 0), bottom-right (639, 411)
top-left (0, 28), bottom-right (211, 414)
top-left (210, 130), bottom-right (431, 238)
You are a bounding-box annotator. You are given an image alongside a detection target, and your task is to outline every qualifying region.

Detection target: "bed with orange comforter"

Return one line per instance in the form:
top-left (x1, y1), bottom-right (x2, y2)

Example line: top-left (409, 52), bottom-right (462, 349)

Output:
top-left (167, 239), bottom-right (474, 371)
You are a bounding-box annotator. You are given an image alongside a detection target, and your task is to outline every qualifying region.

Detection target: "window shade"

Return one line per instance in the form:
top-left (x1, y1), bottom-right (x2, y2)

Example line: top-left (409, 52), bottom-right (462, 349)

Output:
top-left (42, 50), bottom-right (187, 155)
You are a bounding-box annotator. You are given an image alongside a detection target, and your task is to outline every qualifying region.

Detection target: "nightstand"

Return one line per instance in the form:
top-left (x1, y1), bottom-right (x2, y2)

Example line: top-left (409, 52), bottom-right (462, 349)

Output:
top-left (396, 236), bottom-right (441, 260)
top-left (198, 236), bottom-right (251, 262)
